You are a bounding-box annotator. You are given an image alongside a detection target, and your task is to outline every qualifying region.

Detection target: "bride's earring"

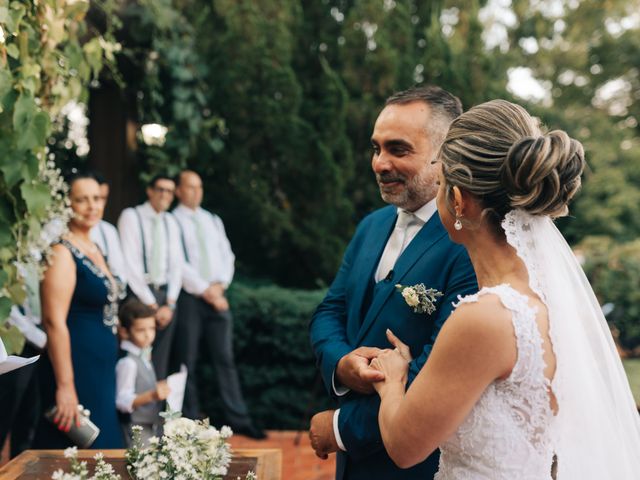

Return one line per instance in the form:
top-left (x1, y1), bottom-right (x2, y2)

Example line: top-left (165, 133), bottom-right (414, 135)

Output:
top-left (454, 217), bottom-right (463, 231)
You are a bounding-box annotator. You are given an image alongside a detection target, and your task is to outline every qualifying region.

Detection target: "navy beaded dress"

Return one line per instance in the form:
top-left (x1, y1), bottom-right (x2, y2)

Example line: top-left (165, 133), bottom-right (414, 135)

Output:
top-left (34, 240), bottom-right (124, 448)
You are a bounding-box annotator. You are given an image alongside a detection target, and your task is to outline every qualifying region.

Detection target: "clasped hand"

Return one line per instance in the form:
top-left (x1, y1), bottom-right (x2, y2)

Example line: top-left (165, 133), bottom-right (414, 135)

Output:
top-left (369, 329), bottom-right (412, 393)
top-left (336, 329), bottom-right (412, 394)
top-left (310, 330), bottom-right (413, 460)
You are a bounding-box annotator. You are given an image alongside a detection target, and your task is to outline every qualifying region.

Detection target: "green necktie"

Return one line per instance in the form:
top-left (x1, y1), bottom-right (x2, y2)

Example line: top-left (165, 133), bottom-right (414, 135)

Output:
top-left (149, 215), bottom-right (164, 285)
top-left (193, 214), bottom-right (211, 280)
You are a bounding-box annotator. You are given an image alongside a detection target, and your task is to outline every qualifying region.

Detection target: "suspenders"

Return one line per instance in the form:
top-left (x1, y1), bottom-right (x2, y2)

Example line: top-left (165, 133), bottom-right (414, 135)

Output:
top-left (174, 216), bottom-right (191, 263)
top-left (134, 207), bottom-right (171, 284)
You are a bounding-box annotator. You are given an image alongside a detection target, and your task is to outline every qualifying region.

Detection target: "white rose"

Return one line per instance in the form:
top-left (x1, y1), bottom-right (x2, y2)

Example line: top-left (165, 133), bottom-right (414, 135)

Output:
top-left (197, 427), bottom-right (219, 443)
top-left (402, 288), bottom-right (420, 307)
top-left (164, 417), bottom-right (197, 437)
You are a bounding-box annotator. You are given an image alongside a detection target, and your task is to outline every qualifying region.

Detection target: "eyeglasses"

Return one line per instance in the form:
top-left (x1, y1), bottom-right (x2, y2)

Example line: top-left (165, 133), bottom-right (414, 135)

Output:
top-left (153, 187), bottom-right (175, 195)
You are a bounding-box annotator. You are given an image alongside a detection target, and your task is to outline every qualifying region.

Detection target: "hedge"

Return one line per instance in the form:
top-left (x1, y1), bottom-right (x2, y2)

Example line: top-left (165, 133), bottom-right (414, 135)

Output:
top-left (578, 236), bottom-right (640, 352)
top-left (197, 281), bottom-right (334, 429)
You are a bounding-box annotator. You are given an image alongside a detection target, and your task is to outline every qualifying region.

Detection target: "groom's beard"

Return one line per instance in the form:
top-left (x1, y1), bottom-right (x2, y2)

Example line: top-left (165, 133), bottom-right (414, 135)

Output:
top-left (377, 170), bottom-right (436, 210)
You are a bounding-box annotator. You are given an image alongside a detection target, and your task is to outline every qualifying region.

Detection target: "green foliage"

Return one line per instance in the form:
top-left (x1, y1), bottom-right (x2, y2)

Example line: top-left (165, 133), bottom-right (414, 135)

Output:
top-left (502, 0), bottom-right (640, 244)
top-left (198, 281), bottom-right (333, 429)
top-left (179, 0), bottom-right (508, 287)
top-left (579, 236), bottom-right (640, 350)
top-left (0, 0), bottom-right (118, 353)
top-left (622, 358), bottom-right (640, 405)
top-left (116, 0), bottom-right (225, 182)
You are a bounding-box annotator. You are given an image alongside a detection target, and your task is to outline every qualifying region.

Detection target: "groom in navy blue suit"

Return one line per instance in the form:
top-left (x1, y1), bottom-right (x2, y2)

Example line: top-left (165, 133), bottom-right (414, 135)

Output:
top-left (309, 86), bottom-right (477, 479)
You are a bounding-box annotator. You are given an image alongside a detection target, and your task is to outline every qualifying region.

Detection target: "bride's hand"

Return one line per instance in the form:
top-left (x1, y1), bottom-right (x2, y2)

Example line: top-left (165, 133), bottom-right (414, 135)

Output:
top-left (385, 328), bottom-right (412, 363)
top-left (370, 349), bottom-right (409, 394)
top-left (370, 329), bottom-right (411, 394)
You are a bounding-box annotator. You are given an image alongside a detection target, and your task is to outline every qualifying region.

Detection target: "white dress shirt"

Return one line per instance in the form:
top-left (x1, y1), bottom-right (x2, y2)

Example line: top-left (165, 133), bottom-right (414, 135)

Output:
top-left (117, 202), bottom-right (183, 305)
top-left (374, 199), bottom-right (438, 282)
top-left (172, 204), bottom-right (235, 296)
top-left (91, 220), bottom-right (128, 286)
top-left (115, 340), bottom-right (154, 413)
top-left (334, 199), bottom-right (438, 451)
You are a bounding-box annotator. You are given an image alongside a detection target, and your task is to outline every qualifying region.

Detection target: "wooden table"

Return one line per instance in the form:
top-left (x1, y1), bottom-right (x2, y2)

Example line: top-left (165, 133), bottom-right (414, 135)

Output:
top-left (0, 448), bottom-right (282, 479)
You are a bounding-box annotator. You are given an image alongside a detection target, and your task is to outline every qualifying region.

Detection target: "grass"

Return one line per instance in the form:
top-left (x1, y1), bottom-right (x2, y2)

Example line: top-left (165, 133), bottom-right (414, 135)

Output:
top-left (623, 358), bottom-right (640, 405)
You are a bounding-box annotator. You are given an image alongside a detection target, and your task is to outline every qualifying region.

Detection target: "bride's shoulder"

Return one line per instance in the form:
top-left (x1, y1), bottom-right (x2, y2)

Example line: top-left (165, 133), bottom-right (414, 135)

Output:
top-left (445, 292), bottom-right (516, 340)
top-left (435, 293), bottom-right (518, 377)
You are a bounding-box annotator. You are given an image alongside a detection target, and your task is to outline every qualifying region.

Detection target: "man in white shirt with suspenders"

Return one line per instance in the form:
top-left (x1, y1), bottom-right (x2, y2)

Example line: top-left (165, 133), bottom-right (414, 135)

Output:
top-left (172, 170), bottom-right (265, 439)
top-left (118, 174), bottom-right (183, 380)
top-left (90, 173), bottom-right (127, 287)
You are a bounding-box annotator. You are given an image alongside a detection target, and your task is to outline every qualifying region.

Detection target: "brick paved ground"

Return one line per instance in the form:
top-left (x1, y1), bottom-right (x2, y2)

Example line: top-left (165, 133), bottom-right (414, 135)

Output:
top-left (230, 430), bottom-right (336, 480)
top-left (1, 431), bottom-right (336, 480)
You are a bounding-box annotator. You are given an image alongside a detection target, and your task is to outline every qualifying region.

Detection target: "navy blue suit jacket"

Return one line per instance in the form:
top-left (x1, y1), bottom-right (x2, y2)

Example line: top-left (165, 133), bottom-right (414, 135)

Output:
top-left (310, 205), bottom-right (477, 480)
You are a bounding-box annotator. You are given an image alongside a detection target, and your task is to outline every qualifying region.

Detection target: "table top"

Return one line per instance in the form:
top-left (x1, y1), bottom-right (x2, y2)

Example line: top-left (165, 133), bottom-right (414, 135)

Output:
top-left (0, 448), bottom-right (282, 480)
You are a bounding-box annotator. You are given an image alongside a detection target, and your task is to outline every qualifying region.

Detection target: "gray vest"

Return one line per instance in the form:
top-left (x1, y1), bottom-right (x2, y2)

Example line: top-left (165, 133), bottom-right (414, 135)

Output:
top-left (128, 353), bottom-right (161, 425)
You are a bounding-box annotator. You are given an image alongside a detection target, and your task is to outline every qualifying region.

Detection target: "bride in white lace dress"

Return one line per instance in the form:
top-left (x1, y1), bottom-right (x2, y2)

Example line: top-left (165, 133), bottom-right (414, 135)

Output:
top-left (370, 100), bottom-right (640, 479)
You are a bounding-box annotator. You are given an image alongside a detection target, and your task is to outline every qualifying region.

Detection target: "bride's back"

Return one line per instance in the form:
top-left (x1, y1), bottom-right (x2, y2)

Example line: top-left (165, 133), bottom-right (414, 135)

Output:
top-left (435, 283), bottom-right (557, 480)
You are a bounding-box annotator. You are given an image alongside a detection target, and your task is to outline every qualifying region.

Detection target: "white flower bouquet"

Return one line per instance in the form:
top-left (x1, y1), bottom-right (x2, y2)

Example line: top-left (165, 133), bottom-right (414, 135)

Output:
top-left (395, 283), bottom-right (443, 314)
top-left (52, 448), bottom-right (121, 480)
top-left (52, 413), bottom-right (256, 480)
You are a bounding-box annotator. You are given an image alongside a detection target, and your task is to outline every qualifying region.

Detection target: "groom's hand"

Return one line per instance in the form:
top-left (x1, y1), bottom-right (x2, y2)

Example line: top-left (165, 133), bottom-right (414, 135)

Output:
top-left (336, 347), bottom-right (386, 394)
top-left (309, 410), bottom-right (338, 459)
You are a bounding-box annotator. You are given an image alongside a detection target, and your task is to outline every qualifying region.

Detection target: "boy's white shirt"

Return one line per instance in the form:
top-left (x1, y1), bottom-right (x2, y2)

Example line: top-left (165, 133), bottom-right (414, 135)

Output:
top-left (115, 340), bottom-right (154, 413)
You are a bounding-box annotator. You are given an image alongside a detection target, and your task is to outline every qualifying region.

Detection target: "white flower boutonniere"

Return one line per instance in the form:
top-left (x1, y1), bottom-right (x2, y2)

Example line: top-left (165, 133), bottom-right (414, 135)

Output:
top-left (395, 283), bottom-right (443, 314)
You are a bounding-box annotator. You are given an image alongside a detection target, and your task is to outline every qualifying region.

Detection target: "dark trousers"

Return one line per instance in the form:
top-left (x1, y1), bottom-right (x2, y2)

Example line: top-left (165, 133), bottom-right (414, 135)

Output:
top-left (129, 285), bottom-right (177, 380)
top-left (172, 291), bottom-right (250, 428)
top-left (0, 344), bottom-right (41, 458)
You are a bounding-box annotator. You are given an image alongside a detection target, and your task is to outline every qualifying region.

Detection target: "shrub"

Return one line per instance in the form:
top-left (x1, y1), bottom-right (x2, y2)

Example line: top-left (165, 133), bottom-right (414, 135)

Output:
top-left (197, 281), bottom-right (334, 429)
top-left (578, 236), bottom-right (640, 352)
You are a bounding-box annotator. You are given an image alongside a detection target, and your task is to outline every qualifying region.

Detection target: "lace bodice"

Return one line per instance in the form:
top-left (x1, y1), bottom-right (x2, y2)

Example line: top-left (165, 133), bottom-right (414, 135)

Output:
top-left (435, 284), bottom-right (555, 480)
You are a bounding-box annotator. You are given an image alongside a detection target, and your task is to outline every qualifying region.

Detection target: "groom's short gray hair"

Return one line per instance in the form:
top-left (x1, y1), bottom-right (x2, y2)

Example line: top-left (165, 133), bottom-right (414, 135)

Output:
top-left (385, 85), bottom-right (463, 147)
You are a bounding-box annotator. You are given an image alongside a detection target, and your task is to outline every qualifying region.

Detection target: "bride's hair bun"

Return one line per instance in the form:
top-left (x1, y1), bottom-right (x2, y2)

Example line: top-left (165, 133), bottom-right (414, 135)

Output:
top-left (440, 99), bottom-right (586, 224)
top-left (501, 130), bottom-right (585, 217)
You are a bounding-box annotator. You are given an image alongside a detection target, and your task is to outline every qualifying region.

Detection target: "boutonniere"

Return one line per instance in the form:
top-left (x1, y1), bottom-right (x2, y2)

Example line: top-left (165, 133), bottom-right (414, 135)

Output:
top-left (395, 283), bottom-right (443, 314)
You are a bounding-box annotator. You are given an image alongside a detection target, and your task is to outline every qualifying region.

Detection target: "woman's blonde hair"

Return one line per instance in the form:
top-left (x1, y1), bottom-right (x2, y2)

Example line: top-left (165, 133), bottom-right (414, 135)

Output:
top-left (440, 99), bottom-right (585, 227)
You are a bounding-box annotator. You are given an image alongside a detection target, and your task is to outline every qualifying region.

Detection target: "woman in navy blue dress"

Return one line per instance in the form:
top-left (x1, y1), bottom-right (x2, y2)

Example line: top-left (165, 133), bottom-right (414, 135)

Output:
top-left (34, 173), bottom-right (125, 448)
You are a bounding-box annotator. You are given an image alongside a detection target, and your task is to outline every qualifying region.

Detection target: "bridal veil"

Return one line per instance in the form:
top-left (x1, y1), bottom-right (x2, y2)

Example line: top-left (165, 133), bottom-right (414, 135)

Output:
top-left (503, 209), bottom-right (640, 478)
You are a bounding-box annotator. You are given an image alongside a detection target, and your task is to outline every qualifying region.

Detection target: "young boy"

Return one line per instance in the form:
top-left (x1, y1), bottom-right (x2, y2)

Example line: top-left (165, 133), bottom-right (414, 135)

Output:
top-left (116, 300), bottom-right (170, 446)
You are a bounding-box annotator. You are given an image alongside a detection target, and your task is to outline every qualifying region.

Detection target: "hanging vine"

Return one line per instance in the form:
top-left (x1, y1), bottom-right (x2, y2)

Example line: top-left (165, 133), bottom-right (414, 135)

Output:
top-left (0, 0), bottom-right (119, 353)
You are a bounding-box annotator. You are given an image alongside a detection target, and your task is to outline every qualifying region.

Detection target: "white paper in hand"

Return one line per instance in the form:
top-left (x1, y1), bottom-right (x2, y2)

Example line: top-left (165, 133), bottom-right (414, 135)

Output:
top-left (166, 364), bottom-right (188, 412)
top-left (0, 337), bottom-right (40, 375)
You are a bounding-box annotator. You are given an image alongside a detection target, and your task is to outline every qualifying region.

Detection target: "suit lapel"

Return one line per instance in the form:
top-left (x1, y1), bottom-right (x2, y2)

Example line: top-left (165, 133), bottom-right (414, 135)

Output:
top-left (347, 210), bottom-right (396, 341)
top-left (356, 214), bottom-right (448, 344)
